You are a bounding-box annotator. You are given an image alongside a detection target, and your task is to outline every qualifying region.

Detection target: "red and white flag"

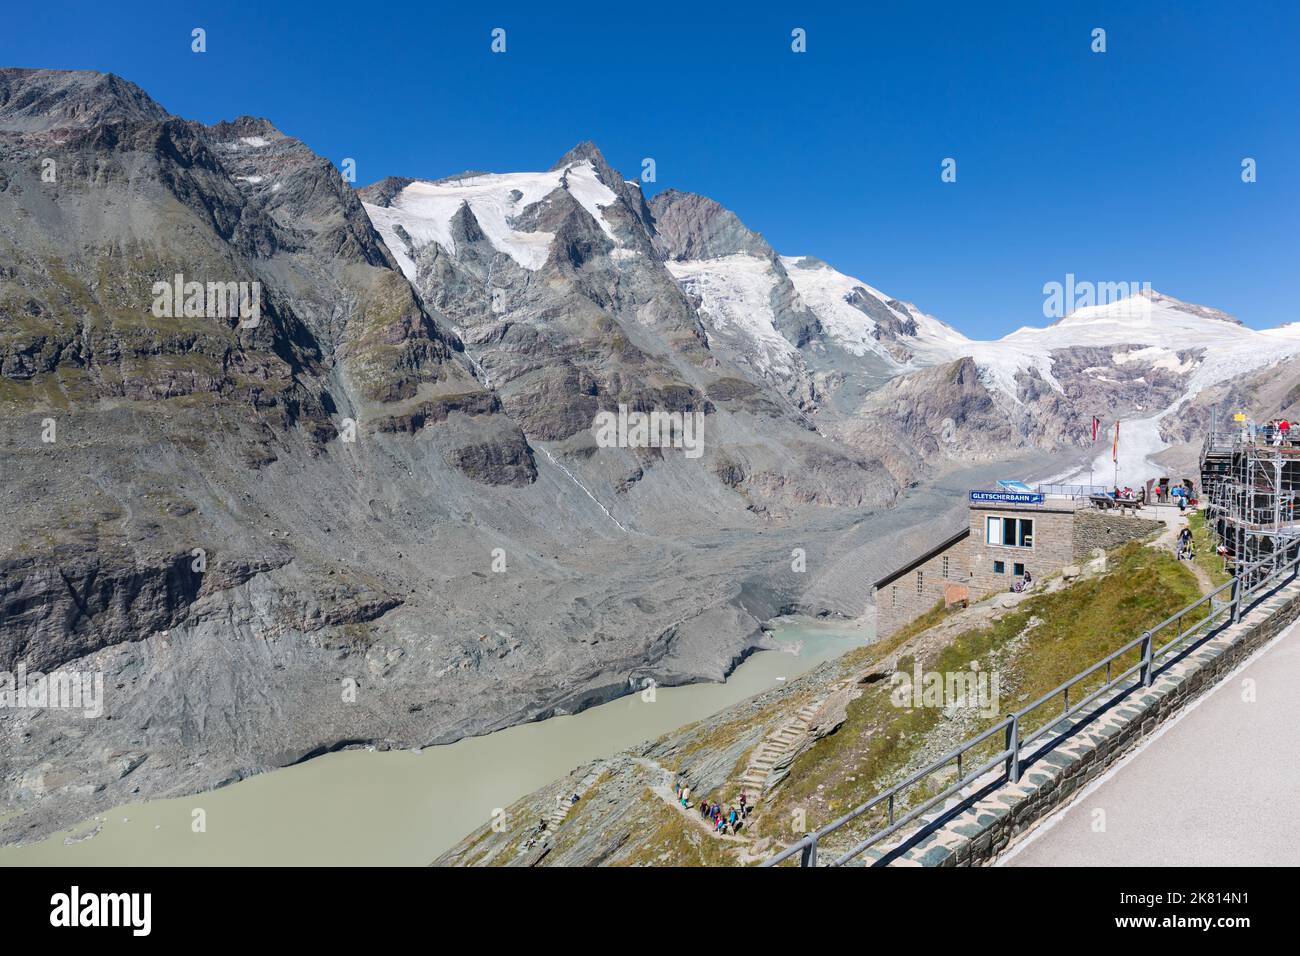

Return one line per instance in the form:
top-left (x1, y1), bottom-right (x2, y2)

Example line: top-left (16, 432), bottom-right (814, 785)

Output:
top-left (1092, 416), bottom-right (1100, 442)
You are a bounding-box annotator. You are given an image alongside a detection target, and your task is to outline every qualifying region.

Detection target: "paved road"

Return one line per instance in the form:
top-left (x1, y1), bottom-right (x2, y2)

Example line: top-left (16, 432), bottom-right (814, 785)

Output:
top-left (1002, 620), bottom-right (1300, 866)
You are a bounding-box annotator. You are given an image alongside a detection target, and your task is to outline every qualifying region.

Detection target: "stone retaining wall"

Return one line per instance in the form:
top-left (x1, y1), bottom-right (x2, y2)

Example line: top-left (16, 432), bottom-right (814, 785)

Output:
top-left (867, 576), bottom-right (1300, 867)
top-left (1072, 509), bottom-right (1164, 559)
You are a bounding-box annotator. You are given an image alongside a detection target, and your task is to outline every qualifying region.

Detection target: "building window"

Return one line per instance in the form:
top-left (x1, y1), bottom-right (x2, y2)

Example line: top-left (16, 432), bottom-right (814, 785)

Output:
top-left (1014, 562), bottom-right (1025, 576)
top-left (916, 570), bottom-right (923, 594)
top-left (942, 556), bottom-right (950, 579)
top-left (986, 516), bottom-right (1034, 549)
top-left (993, 560), bottom-right (1005, 574)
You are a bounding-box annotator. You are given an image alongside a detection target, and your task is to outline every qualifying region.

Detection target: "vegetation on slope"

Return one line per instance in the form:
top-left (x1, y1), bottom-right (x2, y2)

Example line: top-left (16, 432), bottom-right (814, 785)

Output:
top-left (1188, 511), bottom-right (1232, 588)
top-left (758, 541), bottom-right (1204, 858)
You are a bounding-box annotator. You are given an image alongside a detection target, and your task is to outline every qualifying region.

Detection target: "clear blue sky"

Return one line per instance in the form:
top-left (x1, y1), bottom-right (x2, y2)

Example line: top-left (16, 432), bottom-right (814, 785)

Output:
top-left (3, 0), bottom-right (1296, 338)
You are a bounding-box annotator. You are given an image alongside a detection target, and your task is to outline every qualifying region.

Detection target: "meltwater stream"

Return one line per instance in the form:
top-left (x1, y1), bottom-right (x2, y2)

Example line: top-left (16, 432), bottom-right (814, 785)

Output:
top-left (0, 618), bottom-right (868, 866)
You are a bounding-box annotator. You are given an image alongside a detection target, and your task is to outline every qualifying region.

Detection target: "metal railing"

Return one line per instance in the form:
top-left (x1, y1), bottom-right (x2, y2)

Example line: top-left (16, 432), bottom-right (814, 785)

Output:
top-left (1035, 483), bottom-right (1112, 499)
top-left (764, 546), bottom-right (1300, 867)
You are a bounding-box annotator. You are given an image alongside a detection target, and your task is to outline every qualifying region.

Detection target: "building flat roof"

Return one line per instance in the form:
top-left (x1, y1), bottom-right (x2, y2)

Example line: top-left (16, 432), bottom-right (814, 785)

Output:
top-left (968, 500), bottom-right (1080, 514)
top-left (872, 526), bottom-right (970, 590)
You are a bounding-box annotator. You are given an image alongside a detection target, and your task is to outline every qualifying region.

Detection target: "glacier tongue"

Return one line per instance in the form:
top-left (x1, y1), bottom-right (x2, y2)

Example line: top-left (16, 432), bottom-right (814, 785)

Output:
top-left (665, 254), bottom-right (800, 376)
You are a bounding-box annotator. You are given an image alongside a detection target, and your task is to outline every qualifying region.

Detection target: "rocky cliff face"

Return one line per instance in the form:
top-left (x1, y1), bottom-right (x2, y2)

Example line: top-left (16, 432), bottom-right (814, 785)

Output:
top-left (0, 70), bottom-right (897, 845)
top-left (649, 189), bottom-right (822, 404)
top-left (3, 67), bottom-right (1295, 849)
top-left (357, 141), bottom-right (886, 514)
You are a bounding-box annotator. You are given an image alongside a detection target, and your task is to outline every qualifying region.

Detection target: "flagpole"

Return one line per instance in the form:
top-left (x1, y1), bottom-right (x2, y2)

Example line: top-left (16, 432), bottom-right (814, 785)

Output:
top-left (1112, 420), bottom-right (1120, 491)
top-left (1089, 416), bottom-right (1097, 493)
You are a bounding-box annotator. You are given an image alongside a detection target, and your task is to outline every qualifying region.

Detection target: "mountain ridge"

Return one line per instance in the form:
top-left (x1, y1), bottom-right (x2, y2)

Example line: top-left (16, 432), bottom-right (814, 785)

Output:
top-left (3, 66), bottom-right (1297, 851)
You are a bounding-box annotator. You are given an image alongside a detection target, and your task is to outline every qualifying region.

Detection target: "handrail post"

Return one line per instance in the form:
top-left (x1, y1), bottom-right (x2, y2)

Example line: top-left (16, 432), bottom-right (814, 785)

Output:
top-left (1139, 631), bottom-right (1153, 687)
top-left (800, 835), bottom-right (818, 868)
top-left (1231, 575), bottom-right (1242, 624)
top-left (1004, 716), bottom-right (1021, 783)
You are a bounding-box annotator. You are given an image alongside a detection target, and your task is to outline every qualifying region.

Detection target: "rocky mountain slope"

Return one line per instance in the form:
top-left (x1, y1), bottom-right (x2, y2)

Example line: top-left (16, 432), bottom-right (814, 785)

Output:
top-left (662, 227), bottom-right (1300, 485)
top-left (2, 66), bottom-right (1296, 848)
top-left (0, 69), bottom-right (896, 846)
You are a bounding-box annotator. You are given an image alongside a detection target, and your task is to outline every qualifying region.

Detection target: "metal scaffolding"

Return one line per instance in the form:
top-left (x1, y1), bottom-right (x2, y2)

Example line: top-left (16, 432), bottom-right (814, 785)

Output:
top-left (1199, 412), bottom-right (1300, 585)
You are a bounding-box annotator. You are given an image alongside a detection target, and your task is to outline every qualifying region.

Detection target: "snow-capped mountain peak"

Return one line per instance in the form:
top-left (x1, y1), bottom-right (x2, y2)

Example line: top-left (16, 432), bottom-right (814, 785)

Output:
top-left (354, 143), bottom-right (1300, 487)
top-left (779, 255), bottom-right (971, 366)
top-left (994, 290), bottom-right (1300, 394)
top-left (360, 157), bottom-right (631, 280)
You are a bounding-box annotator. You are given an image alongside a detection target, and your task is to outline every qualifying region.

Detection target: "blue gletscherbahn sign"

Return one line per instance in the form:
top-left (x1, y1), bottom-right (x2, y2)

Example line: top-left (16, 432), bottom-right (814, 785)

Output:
top-left (970, 490), bottom-right (1045, 505)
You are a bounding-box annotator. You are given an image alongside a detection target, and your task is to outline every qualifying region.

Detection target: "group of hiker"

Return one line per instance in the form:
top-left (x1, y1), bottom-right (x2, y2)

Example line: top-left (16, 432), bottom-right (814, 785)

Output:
top-left (1105, 481), bottom-right (1192, 512)
top-left (522, 791), bottom-right (583, 849)
top-left (673, 781), bottom-right (749, 835)
top-left (1172, 484), bottom-right (1189, 512)
top-left (1240, 417), bottom-right (1294, 446)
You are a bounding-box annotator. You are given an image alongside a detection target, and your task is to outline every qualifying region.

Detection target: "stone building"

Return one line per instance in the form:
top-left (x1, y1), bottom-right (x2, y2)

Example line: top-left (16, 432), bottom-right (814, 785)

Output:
top-left (873, 493), bottom-right (1163, 638)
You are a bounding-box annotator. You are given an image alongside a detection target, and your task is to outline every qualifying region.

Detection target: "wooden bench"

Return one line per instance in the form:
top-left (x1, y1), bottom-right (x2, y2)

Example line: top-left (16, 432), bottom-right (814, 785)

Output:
top-left (1091, 495), bottom-right (1140, 513)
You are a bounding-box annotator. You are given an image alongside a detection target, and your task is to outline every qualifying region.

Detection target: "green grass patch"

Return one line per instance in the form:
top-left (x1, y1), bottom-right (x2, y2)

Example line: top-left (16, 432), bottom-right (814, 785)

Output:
top-left (761, 541), bottom-right (1203, 850)
top-left (1188, 511), bottom-right (1232, 588)
top-left (884, 598), bottom-right (961, 645)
